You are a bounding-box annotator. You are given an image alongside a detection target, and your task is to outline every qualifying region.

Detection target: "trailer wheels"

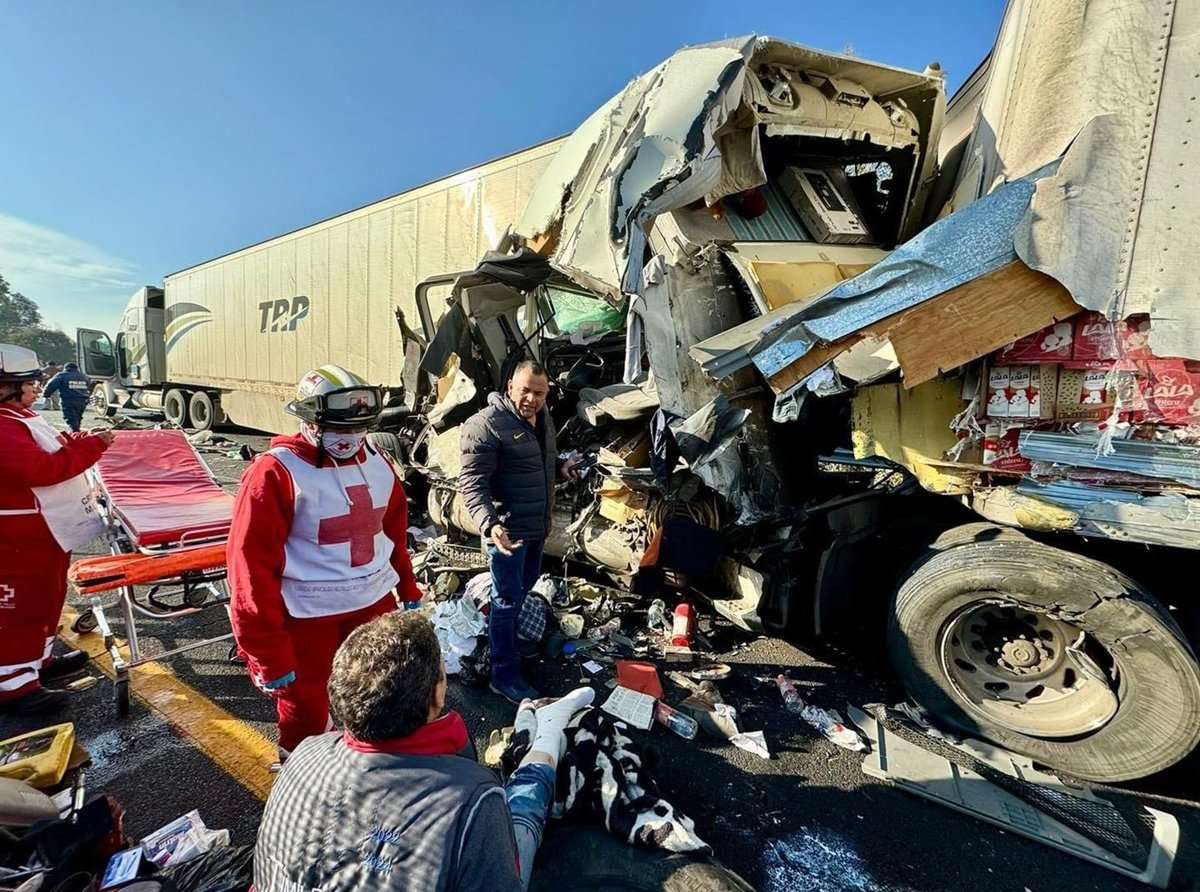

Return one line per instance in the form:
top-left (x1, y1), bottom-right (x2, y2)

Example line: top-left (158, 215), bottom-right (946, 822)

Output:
top-left (889, 537), bottom-right (1200, 781)
top-left (189, 391), bottom-right (223, 432)
top-left (163, 388), bottom-right (190, 428)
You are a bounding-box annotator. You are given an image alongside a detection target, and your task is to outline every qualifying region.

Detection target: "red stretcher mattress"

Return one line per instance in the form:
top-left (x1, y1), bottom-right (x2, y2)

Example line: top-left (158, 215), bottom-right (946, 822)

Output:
top-left (94, 429), bottom-right (235, 548)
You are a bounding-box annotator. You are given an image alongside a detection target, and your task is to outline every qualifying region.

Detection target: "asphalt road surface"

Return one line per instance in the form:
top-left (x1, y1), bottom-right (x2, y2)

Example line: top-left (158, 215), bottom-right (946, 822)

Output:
top-left (3, 406), bottom-right (1197, 892)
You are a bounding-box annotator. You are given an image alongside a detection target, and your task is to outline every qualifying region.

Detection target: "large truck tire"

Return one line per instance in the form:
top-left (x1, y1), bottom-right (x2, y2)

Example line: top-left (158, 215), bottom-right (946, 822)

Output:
top-left (188, 391), bottom-right (224, 432)
top-left (888, 537), bottom-right (1200, 781)
top-left (163, 388), bottom-right (190, 428)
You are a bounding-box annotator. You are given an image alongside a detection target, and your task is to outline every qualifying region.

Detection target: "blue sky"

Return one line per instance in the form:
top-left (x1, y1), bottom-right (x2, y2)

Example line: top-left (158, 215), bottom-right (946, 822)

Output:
top-left (0, 1), bottom-right (1005, 334)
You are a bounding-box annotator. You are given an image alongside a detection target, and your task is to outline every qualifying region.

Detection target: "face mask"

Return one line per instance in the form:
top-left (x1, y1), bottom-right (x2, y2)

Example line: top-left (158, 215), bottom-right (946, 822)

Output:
top-left (302, 424), bottom-right (366, 459)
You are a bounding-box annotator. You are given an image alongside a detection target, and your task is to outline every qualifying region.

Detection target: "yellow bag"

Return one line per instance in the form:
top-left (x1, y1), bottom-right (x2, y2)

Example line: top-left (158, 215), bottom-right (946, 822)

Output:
top-left (0, 723), bottom-right (75, 788)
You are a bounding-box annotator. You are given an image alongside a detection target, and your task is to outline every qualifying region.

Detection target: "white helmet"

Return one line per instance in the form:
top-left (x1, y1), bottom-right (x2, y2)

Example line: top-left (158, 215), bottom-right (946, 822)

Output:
top-left (284, 364), bottom-right (382, 429)
top-left (0, 344), bottom-right (43, 383)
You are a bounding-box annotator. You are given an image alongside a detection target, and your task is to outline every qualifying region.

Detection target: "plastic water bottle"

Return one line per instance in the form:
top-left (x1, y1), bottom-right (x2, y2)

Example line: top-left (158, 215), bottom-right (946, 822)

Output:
top-left (653, 701), bottom-right (698, 740)
top-left (646, 599), bottom-right (668, 633)
top-left (776, 676), bottom-right (804, 714)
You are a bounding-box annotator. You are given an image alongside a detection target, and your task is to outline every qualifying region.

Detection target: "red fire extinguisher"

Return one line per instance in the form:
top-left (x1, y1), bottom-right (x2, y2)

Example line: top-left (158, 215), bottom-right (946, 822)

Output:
top-left (671, 601), bottom-right (695, 647)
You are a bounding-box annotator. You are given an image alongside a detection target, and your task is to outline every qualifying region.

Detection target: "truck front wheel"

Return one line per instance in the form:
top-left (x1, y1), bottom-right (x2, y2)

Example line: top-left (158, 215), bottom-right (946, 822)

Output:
top-left (90, 383), bottom-right (115, 418)
top-left (163, 388), bottom-right (189, 428)
top-left (888, 537), bottom-right (1200, 781)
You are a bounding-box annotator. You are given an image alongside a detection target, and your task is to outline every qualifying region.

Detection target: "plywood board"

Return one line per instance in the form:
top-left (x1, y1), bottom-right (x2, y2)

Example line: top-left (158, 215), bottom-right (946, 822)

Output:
top-left (765, 261), bottom-right (1082, 394)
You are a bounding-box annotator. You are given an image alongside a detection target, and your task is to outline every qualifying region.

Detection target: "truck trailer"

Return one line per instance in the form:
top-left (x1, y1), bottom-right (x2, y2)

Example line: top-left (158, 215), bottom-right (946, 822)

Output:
top-left (77, 138), bottom-right (563, 435)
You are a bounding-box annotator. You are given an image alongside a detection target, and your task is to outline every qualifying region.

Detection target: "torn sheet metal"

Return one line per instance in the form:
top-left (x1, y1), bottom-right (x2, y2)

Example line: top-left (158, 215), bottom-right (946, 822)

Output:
top-left (519, 35), bottom-right (944, 301)
top-left (949, 0), bottom-right (1200, 360)
top-left (1019, 431), bottom-right (1200, 489)
top-left (854, 709), bottom-right (1180, 889)
top-left (1015, 478), bottom-right (1200, 550)
top-left (694, 175), bottom-right (1040, 382)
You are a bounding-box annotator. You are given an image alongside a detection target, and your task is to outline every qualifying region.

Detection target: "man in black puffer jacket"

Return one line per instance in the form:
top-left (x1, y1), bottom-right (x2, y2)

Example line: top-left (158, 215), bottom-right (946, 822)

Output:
top-left (459, 360), bottom-right (581, 702)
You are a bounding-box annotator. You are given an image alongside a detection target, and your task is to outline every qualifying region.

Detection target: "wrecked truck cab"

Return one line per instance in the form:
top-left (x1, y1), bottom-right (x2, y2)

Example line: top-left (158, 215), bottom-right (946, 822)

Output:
top-left (408, 28), bottom-right (1200, 783)
top-left (408, 35), bottom-right (949, 619)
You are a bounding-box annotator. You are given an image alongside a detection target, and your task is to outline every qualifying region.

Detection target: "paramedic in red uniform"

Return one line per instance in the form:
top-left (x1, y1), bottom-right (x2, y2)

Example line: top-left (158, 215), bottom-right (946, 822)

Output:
top-left (228, 364), bottom-right (423, 759)
top-left (0, 344), bottom-right (113, 716)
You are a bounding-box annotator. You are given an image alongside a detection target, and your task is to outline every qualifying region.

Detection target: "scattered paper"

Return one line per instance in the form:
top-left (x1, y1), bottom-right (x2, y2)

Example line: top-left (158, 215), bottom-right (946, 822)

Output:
top-left (582, 660), bottom-right (604, 675)
top-left (601, 686), bottom-right (655, 730)
top-left (730, 730), bottom-right (771, 759)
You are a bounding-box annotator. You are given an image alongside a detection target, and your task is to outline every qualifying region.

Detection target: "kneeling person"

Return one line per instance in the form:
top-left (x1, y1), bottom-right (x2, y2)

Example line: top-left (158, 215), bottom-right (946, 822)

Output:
top-left (254, 611), bottom-right (593, 891)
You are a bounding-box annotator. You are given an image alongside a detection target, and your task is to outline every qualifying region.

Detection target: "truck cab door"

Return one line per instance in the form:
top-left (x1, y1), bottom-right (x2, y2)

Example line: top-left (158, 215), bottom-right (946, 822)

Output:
top-left (76, 328), bottom-right (118, 380)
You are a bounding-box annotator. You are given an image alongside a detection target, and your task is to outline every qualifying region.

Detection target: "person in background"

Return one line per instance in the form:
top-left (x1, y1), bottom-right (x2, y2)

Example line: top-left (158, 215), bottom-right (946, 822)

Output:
top-left (458, 360), bottom-right (582, 703)
top-left (43, 361), bottom-right (91, 432)
top-left (0, 344), bottom-right (113, 716)
top-left (41, 361), bottom-right (61, 410)
top-left (254, 610), bottom-right (594, 891)
top-left (227, 364), bottom-right (423, 760)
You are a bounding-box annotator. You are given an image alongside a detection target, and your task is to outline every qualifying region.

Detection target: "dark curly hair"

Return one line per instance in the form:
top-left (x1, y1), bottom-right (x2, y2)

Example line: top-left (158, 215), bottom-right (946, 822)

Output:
top-left (328, 611), bottom-right (443, 741)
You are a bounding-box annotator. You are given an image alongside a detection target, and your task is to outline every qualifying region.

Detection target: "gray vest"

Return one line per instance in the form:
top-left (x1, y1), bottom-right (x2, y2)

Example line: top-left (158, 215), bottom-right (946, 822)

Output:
top-left (254, 731), bottom-right (509, 892)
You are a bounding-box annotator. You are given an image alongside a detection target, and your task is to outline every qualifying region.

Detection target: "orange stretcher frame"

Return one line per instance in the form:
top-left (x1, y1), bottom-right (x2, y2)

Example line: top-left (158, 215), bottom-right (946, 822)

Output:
top-left (70, 429), bottom-right (235, 716)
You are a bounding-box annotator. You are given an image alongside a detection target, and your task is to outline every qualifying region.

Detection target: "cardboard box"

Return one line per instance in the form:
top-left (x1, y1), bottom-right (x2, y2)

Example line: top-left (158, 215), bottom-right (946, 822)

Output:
top-left (1142, 359), bottom-right (1200, 425)
top-left (597, 482), bottom-right (649, 525)
top-left (1028, 364), bottom-right (1058, 419)
top-left (982, 423), bottom-right (1031, 472)
top-left (986, 365), bottom-right (1011, 418)
top-left (598, 430), bottom-right (651, 469)
top-left (994, 319), bottom-right (1075, 364)
top-left (1008, 366), bottom-right (1032, 418)
top-left (1069, 312), bottom-right (1155, 368)
top-left (1055, 367), bottom-right (1115, 420)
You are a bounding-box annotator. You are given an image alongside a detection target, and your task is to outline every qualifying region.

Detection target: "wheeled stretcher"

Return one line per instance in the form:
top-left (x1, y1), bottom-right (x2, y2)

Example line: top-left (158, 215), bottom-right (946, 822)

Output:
top-left (67, 429), bottom-right (236, 715)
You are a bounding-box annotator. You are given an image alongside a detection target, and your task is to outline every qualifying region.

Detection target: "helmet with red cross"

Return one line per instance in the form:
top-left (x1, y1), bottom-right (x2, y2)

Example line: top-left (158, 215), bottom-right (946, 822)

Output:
top-left (285, 364), bottom-right (382, 430)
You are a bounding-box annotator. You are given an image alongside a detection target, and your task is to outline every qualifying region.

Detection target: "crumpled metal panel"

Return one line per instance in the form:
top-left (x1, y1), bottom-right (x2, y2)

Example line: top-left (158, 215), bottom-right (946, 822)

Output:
top-left (1018, 430), bottom-right (1200, 488)
top-left (519, 35), bottom-right (944, 302)
top-left (1016, 478), bottom-right (1200, 550)
top-left (950, 0), bottom-right (1200, 359)
top-left (696, 175), bottom-right (1038, 381)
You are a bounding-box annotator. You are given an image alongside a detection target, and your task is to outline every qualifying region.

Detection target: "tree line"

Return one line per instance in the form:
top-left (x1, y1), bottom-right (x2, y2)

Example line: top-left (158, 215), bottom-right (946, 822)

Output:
top-left (0, 272), bottom-right (75, 363)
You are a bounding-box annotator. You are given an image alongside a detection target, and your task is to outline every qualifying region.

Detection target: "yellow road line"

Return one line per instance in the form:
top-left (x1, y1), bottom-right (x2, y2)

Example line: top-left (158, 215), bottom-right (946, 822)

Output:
top-left (60, 606), bottom-right (277, 800)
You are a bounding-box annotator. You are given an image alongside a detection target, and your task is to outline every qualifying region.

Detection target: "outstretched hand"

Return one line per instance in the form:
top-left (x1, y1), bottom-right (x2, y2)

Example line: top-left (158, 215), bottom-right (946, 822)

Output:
top-left (491, 526), bottom-right (524, 556)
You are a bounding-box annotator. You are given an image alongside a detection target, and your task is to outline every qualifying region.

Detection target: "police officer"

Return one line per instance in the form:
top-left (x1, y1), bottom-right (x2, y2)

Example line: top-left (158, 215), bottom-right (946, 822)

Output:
top-left (42, 361), bottom-right (91, 432)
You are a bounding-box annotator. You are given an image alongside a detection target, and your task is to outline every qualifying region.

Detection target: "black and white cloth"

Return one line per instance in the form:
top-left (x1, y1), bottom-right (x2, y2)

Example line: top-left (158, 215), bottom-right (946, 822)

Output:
top-left (554, 707), bottom-right (711, 855)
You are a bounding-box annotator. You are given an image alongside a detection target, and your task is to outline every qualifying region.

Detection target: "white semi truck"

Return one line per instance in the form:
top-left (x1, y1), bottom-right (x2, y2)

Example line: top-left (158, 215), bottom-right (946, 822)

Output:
top-left (77, 138), bottom-right (563, 435)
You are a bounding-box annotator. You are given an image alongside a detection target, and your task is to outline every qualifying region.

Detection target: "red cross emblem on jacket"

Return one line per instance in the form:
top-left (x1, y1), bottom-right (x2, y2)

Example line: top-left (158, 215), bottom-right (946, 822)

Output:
top-left (317, 484), bottom-right (387, 567)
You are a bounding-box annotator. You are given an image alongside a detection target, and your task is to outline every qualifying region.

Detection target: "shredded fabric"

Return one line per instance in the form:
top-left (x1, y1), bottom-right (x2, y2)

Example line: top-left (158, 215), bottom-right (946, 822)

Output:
top-left (553, 707), bottom-right (711, 855)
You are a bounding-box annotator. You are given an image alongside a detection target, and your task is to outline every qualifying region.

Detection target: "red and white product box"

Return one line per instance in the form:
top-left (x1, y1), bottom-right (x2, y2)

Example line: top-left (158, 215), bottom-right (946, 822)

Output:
top-left (1142, 359), bottom-right (1200, 425)
top-left (986, 366), bottom-right (1011, 418)
top-left (994, 319), bottom-right (1075, 364)
top-left (983, 423), bottom-right (1031, 472)
top-left (1070, 313), bottom-right (1155, 368)
top-left (1008, 366), bottom-right (1032, 418)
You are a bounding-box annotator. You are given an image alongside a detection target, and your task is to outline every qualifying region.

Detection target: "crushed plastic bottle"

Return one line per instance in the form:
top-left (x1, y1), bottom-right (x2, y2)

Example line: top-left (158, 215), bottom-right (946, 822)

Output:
top-left (586, 618), bottom-right (621, 641)
top-left (653, 701), bottom-right (698, 740)
top-left (646, 599), bottom-right (668, 633)
top-left (800, 705), bottom-right (867, 752)
top-left (775, 676), bottom-right (804, 715)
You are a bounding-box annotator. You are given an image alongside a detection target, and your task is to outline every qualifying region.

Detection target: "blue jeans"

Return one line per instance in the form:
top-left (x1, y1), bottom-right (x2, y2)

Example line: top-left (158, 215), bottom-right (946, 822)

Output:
top-left (506, 762), bottom-right (555, 888)
top-left (62, 401), bottom-right (86, 432)
top-left (486, 538), bottom-right (544, 684)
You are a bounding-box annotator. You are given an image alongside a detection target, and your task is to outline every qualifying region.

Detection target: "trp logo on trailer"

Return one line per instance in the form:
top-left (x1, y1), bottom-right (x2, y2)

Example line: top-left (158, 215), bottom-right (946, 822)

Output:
top-left (258, 296), bottom-right (310, 333)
